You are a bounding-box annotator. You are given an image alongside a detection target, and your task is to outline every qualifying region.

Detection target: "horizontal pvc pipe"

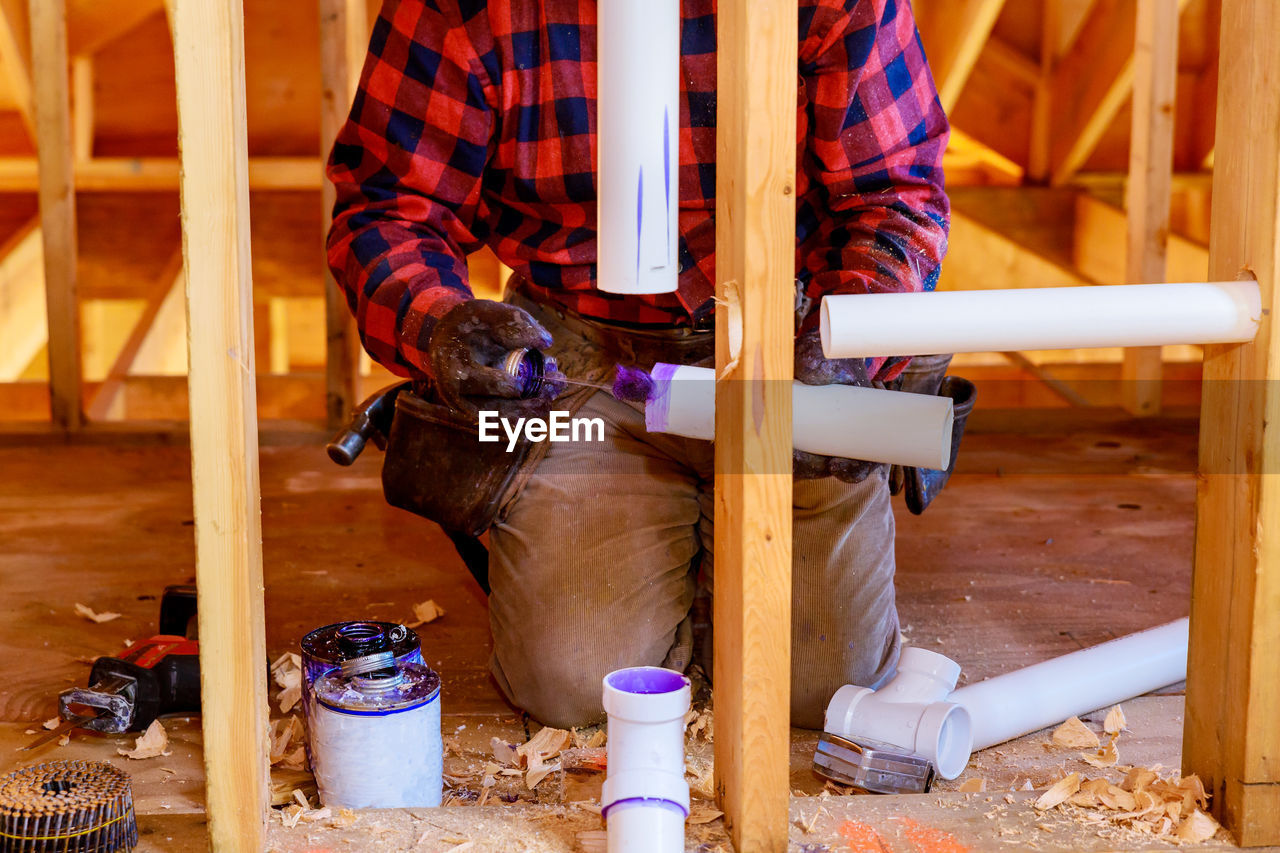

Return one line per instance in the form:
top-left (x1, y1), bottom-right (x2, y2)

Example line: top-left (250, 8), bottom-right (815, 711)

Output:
top-left (820, 281), bottom-right (1261, 358)
top-left (595, 0), bottom-right (679, 295)
top-left (949, 618), bottom-right (1189, 752)
top-left (601, 667), bottom-right (690, 853)
top-left (644, 364), bottom-right (955, 469)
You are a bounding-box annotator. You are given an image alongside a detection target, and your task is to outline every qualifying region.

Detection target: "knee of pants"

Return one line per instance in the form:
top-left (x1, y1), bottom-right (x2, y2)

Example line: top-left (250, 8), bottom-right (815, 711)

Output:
top-left (789, 609), bottom-right (901, 730)
top-left (494, 632), bottom-right (672, 730)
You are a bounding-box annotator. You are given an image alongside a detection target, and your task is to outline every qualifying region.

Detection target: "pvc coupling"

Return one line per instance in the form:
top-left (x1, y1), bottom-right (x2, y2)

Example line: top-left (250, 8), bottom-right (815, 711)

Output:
top-left (824, 647), bottom-right (973, 780)
top-left (601, 667), bottom-right (691, 853)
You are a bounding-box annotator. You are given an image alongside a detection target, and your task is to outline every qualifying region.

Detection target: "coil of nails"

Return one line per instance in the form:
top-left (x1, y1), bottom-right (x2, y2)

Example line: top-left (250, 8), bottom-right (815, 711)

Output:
top-left (0, 760), bottom-right (137, 852)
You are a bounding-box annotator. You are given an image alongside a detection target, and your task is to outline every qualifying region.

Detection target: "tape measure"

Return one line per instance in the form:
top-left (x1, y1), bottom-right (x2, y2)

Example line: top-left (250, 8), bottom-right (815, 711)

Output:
top-left (812, 732), bottom-right (936, 794)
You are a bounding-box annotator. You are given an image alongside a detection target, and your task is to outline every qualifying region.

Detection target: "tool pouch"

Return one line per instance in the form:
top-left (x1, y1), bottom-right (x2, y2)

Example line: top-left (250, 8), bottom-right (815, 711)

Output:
top-left (381, 389), bottom-right (532, 538)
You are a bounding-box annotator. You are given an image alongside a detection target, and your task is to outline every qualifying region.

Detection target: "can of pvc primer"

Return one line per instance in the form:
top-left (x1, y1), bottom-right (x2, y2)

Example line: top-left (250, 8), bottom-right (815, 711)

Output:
top-left (301, 621), bottom-right (422, 715)
top-left (302, 622), bottom-right (443, 809)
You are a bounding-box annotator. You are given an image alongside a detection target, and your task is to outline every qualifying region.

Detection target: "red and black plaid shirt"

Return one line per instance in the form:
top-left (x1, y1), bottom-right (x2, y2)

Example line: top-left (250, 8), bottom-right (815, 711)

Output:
top-left (327, 0), bottom-right (950, 382)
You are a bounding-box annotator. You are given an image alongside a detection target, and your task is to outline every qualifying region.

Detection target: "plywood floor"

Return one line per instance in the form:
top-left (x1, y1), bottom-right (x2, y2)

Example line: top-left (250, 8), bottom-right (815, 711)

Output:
top-left (0, 408), bottom-right (1244, 851)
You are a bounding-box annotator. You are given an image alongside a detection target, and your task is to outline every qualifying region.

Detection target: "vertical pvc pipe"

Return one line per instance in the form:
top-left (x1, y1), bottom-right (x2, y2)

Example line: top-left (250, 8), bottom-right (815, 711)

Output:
top-left (596, 0), bottom-right (679, 294)
top-left (601, 667), bottom-right (690, 853)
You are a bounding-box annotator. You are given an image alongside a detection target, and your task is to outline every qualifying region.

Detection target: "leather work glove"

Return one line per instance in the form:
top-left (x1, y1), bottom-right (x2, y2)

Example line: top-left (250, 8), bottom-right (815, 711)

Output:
top-left (887, 353), bottom-right (977, 514)
top-left (427, 299), bottom-right (562, 419)
top-left (792, 330), bottom-right (885, 484)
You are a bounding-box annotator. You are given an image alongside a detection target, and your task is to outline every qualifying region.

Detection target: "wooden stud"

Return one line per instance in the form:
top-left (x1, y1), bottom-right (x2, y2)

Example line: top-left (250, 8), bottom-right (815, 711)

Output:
top-left (713, 1), bottom-right (794, 851)
top-left (0, 219), bottom-right (47, 381)
top-left (1049, 0), bottom-right (1192, 186)
top-left (170, 0), bottom-right (269, 848)
top-left (29, 0), bottom-right (82, 429)
top-left (0, 155), bottom-right (323, 191)
top-left (1026, 0), bottom-right (1059, 183)
top-left (1120, 0), bottom-right (1179, 416)
top-left (318, 0), bottom-right (367, 427)
top-left (917, 0), bottom-right (1009, 112)
top-left (1184, 0), bottom-right (1280, 845)
top-left (87, 248), bottom-right (183, 421)
top-left (71, 55), bottom-right (92, 163)
top-left (0, 0), bottom-right (34, 139)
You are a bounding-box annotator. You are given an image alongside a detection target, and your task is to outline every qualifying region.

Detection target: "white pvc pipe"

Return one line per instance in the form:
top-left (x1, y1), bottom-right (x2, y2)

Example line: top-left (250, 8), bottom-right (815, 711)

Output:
top-left (601, 667), bottom-right (690, 853)
top-left (825, 648), bottom-right (973, 780)
top-left (823, 620), bottom-right (1188, 780)
top-left (820, 281), bottom-right (1261, 358)
top-left (950, 618), bottom-right (1188, 752)
top-left (644, 364), bottom-right (955, 469)
top-left (596, 0), bottom-right (679, 295)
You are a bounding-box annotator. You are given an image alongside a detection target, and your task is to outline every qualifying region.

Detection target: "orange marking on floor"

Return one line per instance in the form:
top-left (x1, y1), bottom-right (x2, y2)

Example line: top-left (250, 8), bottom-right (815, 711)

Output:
top-left (839, 819), bottom-right (893, 852)
top-left (892, 816), bottom-right (971, 853)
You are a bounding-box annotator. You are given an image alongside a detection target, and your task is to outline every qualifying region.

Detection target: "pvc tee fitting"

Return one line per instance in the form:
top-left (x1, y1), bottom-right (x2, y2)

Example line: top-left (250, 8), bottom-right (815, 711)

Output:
top-left (824, 647), bottom-right (973, 780)
top-left (601, 667), bottom-right (691, 853)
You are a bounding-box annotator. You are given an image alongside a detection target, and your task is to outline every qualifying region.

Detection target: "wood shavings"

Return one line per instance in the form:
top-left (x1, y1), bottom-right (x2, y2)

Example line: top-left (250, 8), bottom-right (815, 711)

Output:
top-left (270, 652), bottom-right (303, 713)
top-left (1081, 739), bottom-right (1119, 768)
top-left (407, 599), bottom-right (445, 628)
top-left (1051, 716), bottom-right (1099, 749)
top-left (74, 603), bottom-right (122, 623)
top-left (57, 734), bottom-right (70, 747)
top-left (684, 706), bottom-right (714, 741)
top-left (269, 715), bottom-right (306, 767)
top-left (560, 747), bottom-right (607, 772)
top-left (1034, 772), bottom-right (1081, 810)
top-left (118, 719), bottom-right (171, 759)
top-left (959, 777), bottom-right (987, 792)
top-left (577, 829), bottom-right (607, 853)
top-left (42, 717), bottom-right (59, 730)
top-left (1103, 704), bottom-right (1127, 735)
top-left (490, 736), bottom-right (520, 766)
top-left (524, 759), bottom-right (562, 790)
top-left (1175, 809), bottom-right (1219, 843)
top-left (516, 725), bottom-right (572, 789)
top-left (688, 804), bottom-right (723, 825)
top-left (685, 756), bottom-right (715, 800)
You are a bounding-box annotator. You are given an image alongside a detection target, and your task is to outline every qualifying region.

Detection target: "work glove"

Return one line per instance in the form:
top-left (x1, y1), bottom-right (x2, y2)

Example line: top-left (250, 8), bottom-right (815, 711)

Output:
top-left (426, 299), bottom-right (562, 419)
top-left (792, 330), bottom-right (885, 484)
top-left (887, 353), bottom-right (977, 514)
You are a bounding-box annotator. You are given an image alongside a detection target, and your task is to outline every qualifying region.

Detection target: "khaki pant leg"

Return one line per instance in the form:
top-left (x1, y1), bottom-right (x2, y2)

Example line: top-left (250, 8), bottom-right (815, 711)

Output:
top-left (488, 392), bottom-right (701, 728)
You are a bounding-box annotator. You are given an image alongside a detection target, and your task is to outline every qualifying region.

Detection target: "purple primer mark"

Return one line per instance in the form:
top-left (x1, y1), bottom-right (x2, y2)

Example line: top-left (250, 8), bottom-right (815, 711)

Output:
top-left (635, 167), bottom-right (644, 286)
top-left (611, 364), bottom-right (655, 402)
top-left (605, 666), bottom-right (688, 695)
top-left (663, 107), bottom-right (671, 257)
top-left (643, 363), bottom-right (680, 433)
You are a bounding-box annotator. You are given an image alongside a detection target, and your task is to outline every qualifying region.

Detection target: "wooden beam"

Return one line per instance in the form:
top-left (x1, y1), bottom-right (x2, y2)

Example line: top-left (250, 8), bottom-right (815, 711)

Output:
top-left (318, 0), bottom-right (366, 427)
top-left (1026, 0), bottom-right (1060, 182)
top-left (999, 350), bottom-right (1093, 407)
top-left (29, 0), bottom-right (82, 429)
top-left (1121, 0), bottom-right (1179, 416)
top-left (71, 55), bottom-right (91, 163)
top-left (1073, 194), bottom-right (1208, 284)
top-left (0, 0), bottom-right (34, 139)
top-left (87, 248), bottom-right (182, 420)
top-left (1049, 0), bottom-right (1193, 186)
top-left (171, 0), bottom-right (269, 848)
top-left (1184, 0), bottom-right (1280, 845)
top-left (66, 0), bottom-right (165, 58)
top-left (917, 0), bottom-right (1009, 112)
top-left (0, 155), bottom-right (323, 191)
top-left (713, 0), bottom-right (794, 850)
top-left (0, 219), bottom-right (46, 381)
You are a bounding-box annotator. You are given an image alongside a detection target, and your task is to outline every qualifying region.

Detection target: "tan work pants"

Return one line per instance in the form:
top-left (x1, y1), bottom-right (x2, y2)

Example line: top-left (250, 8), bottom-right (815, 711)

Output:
top-left (487, 389), bottom-right (900, 730)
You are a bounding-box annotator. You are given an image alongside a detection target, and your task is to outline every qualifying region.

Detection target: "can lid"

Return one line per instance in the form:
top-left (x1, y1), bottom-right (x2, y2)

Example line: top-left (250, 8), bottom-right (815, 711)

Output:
top-left (315, 662), bottom-right (441, 716)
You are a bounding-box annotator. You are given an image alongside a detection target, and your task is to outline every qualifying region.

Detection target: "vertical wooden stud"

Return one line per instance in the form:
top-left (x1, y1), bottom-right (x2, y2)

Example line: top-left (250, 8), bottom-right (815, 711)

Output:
top-left (171, 0), bottom-right (269, 848)
top-left (319, 0), bottom-right (368, 427)
top-left (29, 0), bottom-right (82, 429)
top-left (713, 1), bottom-right (795, 851)
top-left (1121, 0), bottom-right (1178, 416)
top-left (71, 55), bottom-right (92, 163)
top-left (1184, 0), bottom-right (1280, 845)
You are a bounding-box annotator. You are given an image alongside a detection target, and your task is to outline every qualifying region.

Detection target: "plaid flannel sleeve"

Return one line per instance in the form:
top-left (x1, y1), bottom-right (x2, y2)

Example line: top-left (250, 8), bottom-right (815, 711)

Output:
top-left (796, 0), bottom-right (950, 380)
top-left (326, 0), bottom-right (492, 379)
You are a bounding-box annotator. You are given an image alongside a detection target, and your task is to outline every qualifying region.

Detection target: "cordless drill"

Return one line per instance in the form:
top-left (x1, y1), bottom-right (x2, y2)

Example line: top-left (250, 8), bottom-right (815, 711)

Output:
top-left (25, 585), bottom-right (201, 750)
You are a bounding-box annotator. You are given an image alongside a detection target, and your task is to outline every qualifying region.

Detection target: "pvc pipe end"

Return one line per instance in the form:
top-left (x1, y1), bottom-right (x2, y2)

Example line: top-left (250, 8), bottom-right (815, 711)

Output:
top-left (898, 647), bottom-right (962, 688)
top-left (819, 298), bottom-right (835, 357)
top-left (602, 667), bottom-right (691, 723)
top-left (918, 702), bottom-right (973, 781)
top-left (824, 684), bottom-right (873, 735)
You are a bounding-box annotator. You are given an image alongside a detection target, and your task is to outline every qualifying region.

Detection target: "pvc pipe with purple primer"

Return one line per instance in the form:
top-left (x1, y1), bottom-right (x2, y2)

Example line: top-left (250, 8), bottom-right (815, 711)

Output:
top-left (643, 363), bottom-right (956, 469)
top-left (596, 0), bottom-right (680, 294)
top-left (601, 667), bottom-right (690, 853)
